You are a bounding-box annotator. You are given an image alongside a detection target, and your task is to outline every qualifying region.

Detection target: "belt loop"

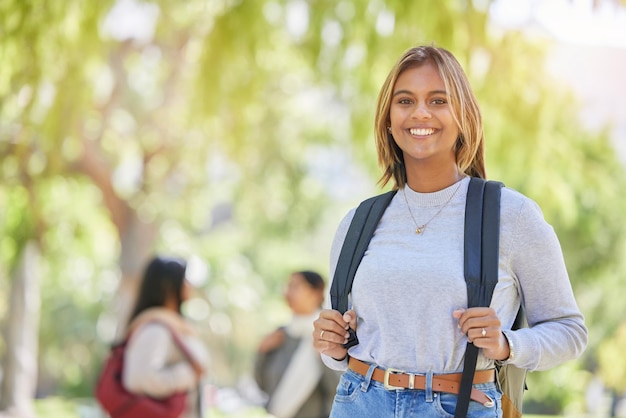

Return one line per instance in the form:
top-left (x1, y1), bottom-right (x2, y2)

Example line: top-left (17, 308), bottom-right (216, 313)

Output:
top-left (425, 371), bottom-right (433, 402)
top-left (361, 363), bottom-right (376, 392)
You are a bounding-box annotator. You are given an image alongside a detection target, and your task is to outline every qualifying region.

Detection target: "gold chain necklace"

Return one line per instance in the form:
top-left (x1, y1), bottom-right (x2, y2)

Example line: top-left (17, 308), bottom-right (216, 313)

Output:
top-left (402, 180), bottom-right (464, 234)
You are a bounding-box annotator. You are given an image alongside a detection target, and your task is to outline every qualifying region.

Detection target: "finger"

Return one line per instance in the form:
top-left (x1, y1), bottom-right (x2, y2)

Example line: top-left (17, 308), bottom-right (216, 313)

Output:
top-left (471, 327), bottom-right (506, 351)
top-left (313, 314), bottom-right (350, 344)
top-left (315, 315), bottom-right (349, 335)
top-left (466, 326), bottom-right (487, 344)
top-left (343, 309), bottom-right (358, 331)
top-left (455, 308), bottom-right (500, 335)
top-left (453, 308), bottom-right (473, 331)
top-left (477, 326), bottom-right (488, 340)
top-left (452, 309), bottom-right (465, 320)
top-left (319, 309), bottom-right (349, 327)
top-left (315, 323), bottom-right (350, 344)
top-left (455, 307), bottom-right (492, 324)
top-left (313, 328), bottom-right (349, 360)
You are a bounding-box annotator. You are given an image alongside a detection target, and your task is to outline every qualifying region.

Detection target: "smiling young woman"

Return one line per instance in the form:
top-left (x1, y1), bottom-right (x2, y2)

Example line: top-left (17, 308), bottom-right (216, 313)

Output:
top-left (312, 44), bottom-right (588, 418)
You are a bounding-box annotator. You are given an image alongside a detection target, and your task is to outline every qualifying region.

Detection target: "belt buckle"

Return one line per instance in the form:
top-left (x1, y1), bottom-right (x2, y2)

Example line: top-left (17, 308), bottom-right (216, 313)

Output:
top-left (384, 368), bottom-right (408, 390)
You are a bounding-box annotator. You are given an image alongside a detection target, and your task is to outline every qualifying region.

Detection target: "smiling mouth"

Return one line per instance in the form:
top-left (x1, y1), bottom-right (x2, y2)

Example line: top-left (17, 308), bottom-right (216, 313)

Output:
top-left (409, 128), bottom-right (436, 136)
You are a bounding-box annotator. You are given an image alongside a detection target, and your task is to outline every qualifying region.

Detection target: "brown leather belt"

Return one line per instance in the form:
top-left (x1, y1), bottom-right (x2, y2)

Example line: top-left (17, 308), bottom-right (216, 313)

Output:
top-left (348, 357), bottom-right (495, 407)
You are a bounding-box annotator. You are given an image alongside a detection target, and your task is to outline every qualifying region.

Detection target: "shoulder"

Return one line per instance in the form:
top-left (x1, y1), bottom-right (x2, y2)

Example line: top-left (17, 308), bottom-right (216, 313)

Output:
top-left (127, 307), bottom-right (196, 336)
top-left (359, 190), bottom-right (397, 207)
top-left (124, 322), bottom-right (175, 363)
top-left (338, 191), bottom-right (397, 229)
top-left (129, 321), bottom-right (172, 345)
top-left (337, 207), bottom-right (356, 232)
top-left (499, 185), bottom-right (545, 223)
top-left (498, 185), bottom-right (558, 247)
top-left (330, 191), bottom-right (394, 262)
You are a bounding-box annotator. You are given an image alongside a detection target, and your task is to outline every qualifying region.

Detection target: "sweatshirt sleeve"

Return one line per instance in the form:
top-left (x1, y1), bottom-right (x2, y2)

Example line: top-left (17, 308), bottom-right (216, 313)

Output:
top-left (122, 323), bottom-right (197, 397)
top-left (504, 196), bottom-right (588, 371)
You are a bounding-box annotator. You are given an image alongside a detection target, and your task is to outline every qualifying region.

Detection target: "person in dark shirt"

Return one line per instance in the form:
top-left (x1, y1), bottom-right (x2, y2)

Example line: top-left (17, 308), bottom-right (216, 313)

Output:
top-left (255, 271), bottom-right (340, 418)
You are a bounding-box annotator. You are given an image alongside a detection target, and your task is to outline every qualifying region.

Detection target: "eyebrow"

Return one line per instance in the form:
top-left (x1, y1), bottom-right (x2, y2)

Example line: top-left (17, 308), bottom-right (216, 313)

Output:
top-left (392, 89), bottom-right (448, 97)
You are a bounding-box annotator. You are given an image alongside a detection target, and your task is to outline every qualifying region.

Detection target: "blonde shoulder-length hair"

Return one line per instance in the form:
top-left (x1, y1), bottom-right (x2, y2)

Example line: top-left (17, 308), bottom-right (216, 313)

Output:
top-left (374, 45), bottom-right (486, 189)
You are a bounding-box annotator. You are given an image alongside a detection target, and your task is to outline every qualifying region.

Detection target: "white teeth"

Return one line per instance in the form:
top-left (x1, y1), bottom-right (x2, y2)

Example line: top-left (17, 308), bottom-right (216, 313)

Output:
top-left (410, 128), bottom-right (435, 136)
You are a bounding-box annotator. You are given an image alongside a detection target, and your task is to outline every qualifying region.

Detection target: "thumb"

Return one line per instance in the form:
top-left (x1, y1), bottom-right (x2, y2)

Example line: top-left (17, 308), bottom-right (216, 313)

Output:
top-left (343, 309), bottom-right (357, 330)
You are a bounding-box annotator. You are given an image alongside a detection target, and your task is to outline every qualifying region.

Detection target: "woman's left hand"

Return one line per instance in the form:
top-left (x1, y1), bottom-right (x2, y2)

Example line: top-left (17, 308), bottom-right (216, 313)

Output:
top-left (453, 308), bottom-right (510, 362)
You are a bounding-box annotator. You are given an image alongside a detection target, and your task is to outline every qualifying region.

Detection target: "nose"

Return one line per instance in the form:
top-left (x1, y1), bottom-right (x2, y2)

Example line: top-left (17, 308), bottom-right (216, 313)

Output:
top-left (412, 103), bottom-right (432, 119)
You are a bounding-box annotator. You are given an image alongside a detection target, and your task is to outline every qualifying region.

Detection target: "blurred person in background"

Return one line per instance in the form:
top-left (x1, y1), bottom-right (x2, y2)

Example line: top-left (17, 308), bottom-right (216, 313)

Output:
top-left (255, 271), bottom-right (340, 418)
top-left (123, 255), bottom-right (210, 418)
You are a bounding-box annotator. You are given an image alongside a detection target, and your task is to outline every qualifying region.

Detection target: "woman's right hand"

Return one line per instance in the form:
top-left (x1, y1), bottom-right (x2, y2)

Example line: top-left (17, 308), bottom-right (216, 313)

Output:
top-left (312, 309), bottom-right (357, 361)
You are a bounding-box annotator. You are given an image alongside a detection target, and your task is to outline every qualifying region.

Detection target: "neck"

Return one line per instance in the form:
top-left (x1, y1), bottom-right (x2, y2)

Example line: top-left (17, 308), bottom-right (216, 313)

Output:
top-left (164, 298), bottom-right (180, 312)
top-left (405, 166), bottom-right (464, 193)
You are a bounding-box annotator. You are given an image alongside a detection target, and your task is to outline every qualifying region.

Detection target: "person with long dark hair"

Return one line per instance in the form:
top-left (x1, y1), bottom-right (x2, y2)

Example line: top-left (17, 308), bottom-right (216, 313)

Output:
top-left (122, 255), bottom-right (209, 418)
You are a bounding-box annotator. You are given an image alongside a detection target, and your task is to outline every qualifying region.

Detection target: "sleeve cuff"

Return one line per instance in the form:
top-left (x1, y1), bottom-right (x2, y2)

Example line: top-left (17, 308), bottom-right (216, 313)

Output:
top-left (321, 353), bottom-right (349, 371)
top-left (495, 329), bottom-right (515, 366)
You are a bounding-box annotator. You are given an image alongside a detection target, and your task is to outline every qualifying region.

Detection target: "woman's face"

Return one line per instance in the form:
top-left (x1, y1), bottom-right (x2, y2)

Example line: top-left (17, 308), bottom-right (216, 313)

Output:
top-left (181, 279), bottom-right (193, 302)
top-left (389, 61), bottom-right (459, 172)
top-left (284, 273), bottom-right (322, 315)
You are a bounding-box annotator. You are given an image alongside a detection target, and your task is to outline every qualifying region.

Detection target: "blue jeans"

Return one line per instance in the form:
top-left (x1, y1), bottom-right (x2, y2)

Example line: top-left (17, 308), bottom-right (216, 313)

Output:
top-left (330, 366), bottom-right (502, 418)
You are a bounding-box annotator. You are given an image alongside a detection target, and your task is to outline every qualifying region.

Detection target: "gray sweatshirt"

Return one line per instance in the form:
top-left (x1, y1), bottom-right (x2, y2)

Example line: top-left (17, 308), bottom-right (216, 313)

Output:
top-left (322, 177), bottom-right (587, 374)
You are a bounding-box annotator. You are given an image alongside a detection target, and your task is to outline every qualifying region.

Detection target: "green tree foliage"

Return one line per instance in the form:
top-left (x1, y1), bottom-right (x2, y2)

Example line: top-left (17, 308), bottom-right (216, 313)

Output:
top-left (598, 322), bottom-right (626, 392)
top-left (1, 0), bottom-right (625, 413)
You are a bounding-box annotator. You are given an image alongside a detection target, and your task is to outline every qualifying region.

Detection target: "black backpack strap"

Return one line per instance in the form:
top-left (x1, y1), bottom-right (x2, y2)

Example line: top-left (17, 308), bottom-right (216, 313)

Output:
top-left (455, 178), bottom-right (503, 418)
top-left (330, 190), bottom-right (396, 314)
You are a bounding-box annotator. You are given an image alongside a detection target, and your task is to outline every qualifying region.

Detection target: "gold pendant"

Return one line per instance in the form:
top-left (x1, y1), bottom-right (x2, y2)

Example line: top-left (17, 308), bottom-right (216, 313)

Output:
top-left (416, 226), bottom-right (424, 234)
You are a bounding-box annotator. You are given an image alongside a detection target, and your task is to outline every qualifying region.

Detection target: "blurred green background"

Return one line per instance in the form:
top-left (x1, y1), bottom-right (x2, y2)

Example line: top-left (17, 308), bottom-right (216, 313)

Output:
top-left (1, 0), bottom-right (626, 417)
